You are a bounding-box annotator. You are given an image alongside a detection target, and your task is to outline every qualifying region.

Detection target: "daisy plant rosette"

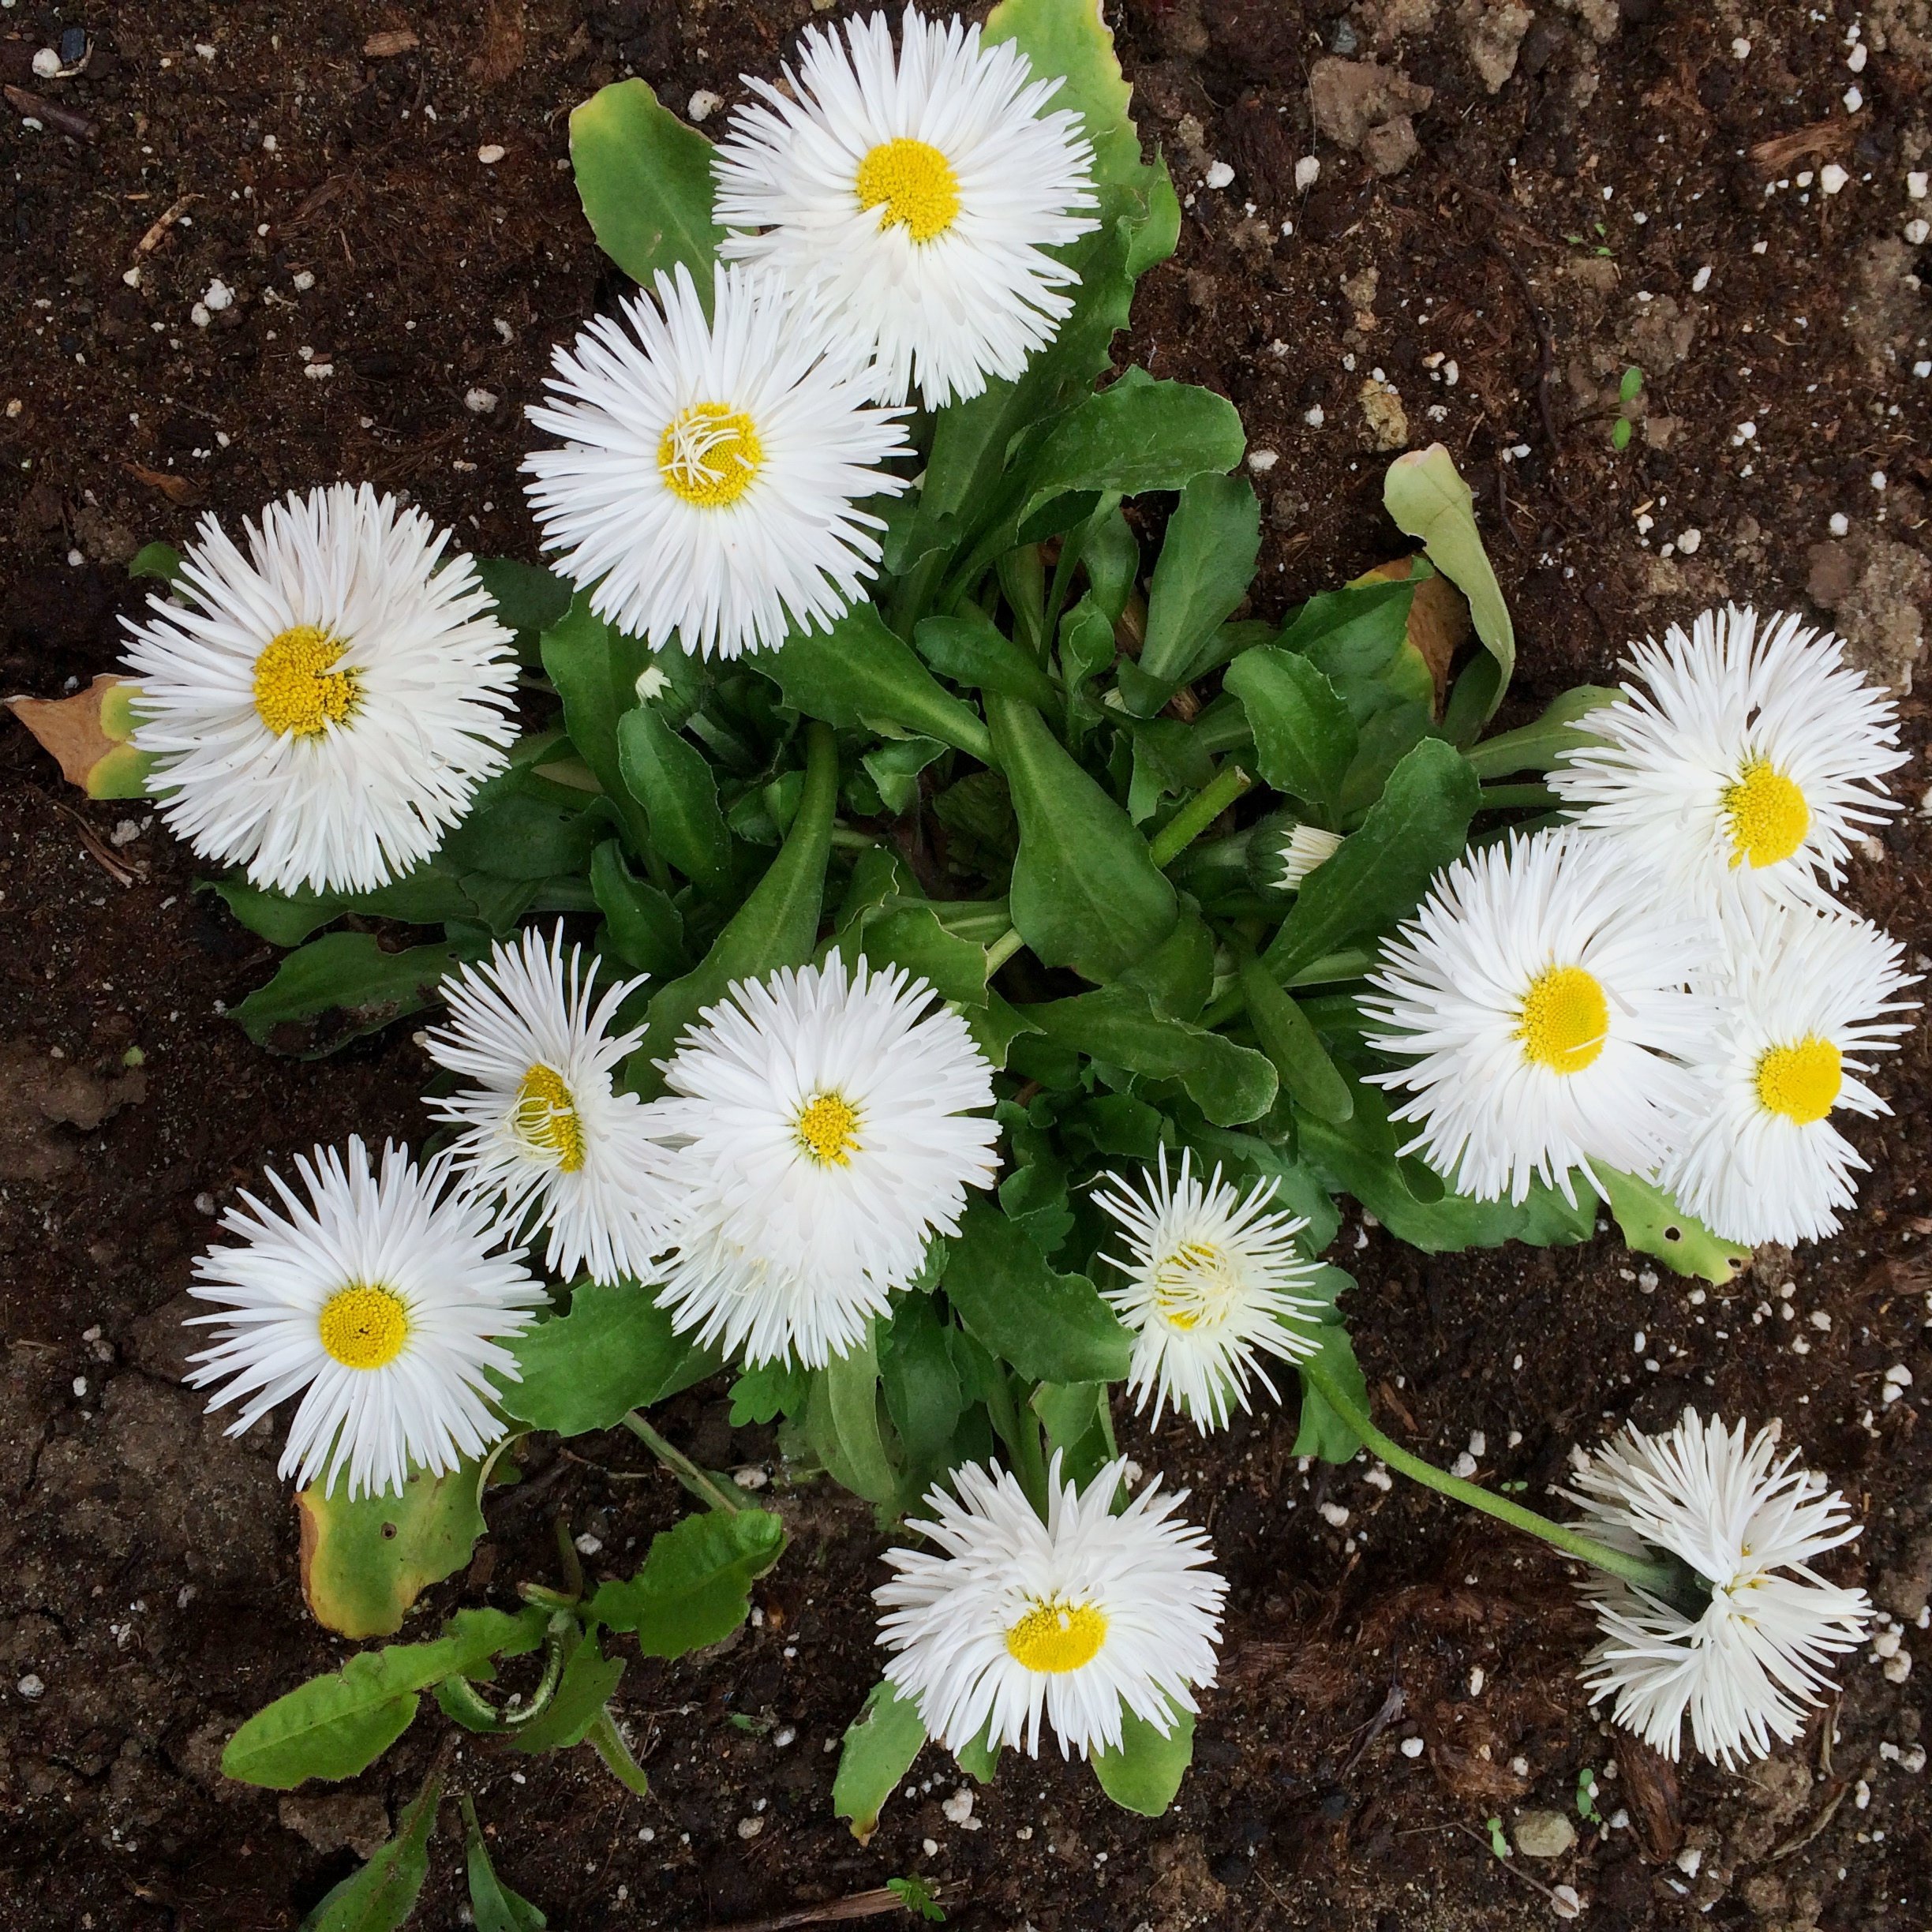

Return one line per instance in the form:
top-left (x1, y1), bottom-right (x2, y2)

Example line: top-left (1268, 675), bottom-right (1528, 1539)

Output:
top-left (49, 0), bottom-right (1909, 1885)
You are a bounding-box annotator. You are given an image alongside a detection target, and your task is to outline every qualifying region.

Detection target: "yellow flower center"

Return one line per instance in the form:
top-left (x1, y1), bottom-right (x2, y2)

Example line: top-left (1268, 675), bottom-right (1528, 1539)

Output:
top-left (1721, 758), bottom-right (1810, 870)
top-left (513, 1063), bottom-right (586, 1173)
top-left (796, 1091), bottom-right (861, 1166)
top-left (317, 1284), bottom-right (410, 1370)
top-left (253, 625), bottom-right (359, 737)
top-left (1518, 964), bottom-right (1609, 1075)
top-left (1151, 1241), bottom-right (1237, 1334)
top-left (657, 402), bottom-right (764, 507)
top-left (855, 136), bottom-right (962, 242)
top-left (1005, 1598), bottom-right (1108, 1675)
top-left (1754, 1035), bottom-right (1843, 1125)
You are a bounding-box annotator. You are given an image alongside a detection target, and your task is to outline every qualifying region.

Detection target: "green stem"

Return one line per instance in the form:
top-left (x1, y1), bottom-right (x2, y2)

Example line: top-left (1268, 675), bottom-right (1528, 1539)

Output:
top-left (620, 1411), bottom-right (744, 1516)
top-left (499, 1610), bottom-right (576, 1731)
top-left (1149, 763), bottom-right (1254, 869)
top-left (829, 826), bottom-right (881, 851)
top-left (889, 550), bottom-right (947, 636)
top-left (1300, 1359), bottom-right (1705, 1610)
top-left (985, 927), bottom-right (1026, 975)
top-left (1200, 946), bottom-right (1376, 1030)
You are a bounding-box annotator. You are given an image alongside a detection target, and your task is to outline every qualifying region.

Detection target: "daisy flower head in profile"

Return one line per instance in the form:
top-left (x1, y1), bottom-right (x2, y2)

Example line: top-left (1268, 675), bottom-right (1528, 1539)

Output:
top-left (522, 260), bottom-right (912, 661)
top-left (1661, 900), bottom-right (1918, 1248)
top-left (1567, 1409), bottom-right (1872, 1769)
top-left (712, 6), bottom-right (1099, 409)
top-left (1362, 828), bottom-right (1713, 1205)
top-left (421, 924), bottom-right (680, 1286)
top-left (1550, 606), bottom-right (1906, 918)
top-left (120, 483), bottom-right (519, 896)
top-left (1093, 1148), bottom-right (1326, 1432)
top-left (185, 1137), bottom-right (547, 1500)
top-left (646, 953), bottom-right (998, 1367)
top-left (876, 1456), bottom-right (1226, 1758)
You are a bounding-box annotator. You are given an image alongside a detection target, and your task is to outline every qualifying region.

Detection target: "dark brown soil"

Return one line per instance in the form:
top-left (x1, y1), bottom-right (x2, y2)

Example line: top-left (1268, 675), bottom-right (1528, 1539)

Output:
top-left (4, 2), bottom-right (1930, 1929)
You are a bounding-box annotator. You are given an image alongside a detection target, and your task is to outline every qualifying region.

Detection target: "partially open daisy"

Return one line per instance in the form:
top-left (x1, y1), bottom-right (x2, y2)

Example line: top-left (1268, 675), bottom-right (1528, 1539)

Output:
top-left (1363, 829), bottom-right (1712, 1204)
top-left (185, 1138), bottom-right (546, 1500)
top-left (1567, 1410), bottom-right (1872, 1769)
top-left (422, 925), bottom-right (678, 1285)
top-left (646, 954), bottom-right (998, 1366)
top-left (1094, 1149), bottom-right (1325, 1432)
top-left (713, 6), bottom-right (1099, 408)
top-left (120, 484), bottom-right (519, 895)
top-left (877, 1456), bottom-right (1226, 1758)
top-left (1550, 606), bottom-right (1906, 916)
top-left (1662, 902), bottom-right (1918, 1247)
top-left (522, 260), bottom-right (911, 660)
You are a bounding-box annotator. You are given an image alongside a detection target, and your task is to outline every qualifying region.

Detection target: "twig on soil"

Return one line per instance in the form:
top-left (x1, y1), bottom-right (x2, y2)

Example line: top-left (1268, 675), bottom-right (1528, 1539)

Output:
top-left (1452, 1824), bottom-right (1570, 1904)
top-left (1771, 1778), bottom-right (1850, 1861)
top-left (1337, 1679), bottom-right (1407, 1777)
top-left (4, 85), bottom-right (96, 140)
top-left (45, 796), bottom-right (141, 887)
top-left (714, 1889), bottom-right (938, 1931)
top-left (137, 193), bottom-right (199, 253)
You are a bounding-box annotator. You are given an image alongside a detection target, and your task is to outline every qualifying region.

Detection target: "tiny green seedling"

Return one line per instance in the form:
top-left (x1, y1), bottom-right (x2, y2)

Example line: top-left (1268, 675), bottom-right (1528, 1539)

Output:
top-left (887, 1874), bottom-right (946, 1922)
top-left (1576, 1767), bottom-right (1602, 1824)
top-left (1612, 366), bottom-right (1643, 450)
top-left (1486, 1815), bottom-right (1512, 1858)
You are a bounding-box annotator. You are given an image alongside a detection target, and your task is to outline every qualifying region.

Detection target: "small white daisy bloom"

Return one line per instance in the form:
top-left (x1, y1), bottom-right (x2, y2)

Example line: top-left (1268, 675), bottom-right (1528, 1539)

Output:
top-left (1662, 903), bottom-right (1919, 1247)
top-left (1363, 829), bottom-right (1713, 1204)
top-left (1259, 820), bottom-right (1344, 893)
top-left (121, 483), bottom-right (519, 895)
top-left (1550, 606), bottom-right (1906, 916)
top-left (647, 954), bottom-right (998, 1366)
top-left (522, 260), bottom-right (912, 660)
top-left (185, 1138), bottom-right (547, 1500)
top-left (1093, 1149), bottom-right (1325, 1432)
top-left (1568, 1410), bottom-right (1872, 1769)
top-left (713, 6), bottom-right (1099, 409)
top-left (877, 1456), bottom-right (1226, 1758)
top-left (422, 925), bottom-right (680, 1285)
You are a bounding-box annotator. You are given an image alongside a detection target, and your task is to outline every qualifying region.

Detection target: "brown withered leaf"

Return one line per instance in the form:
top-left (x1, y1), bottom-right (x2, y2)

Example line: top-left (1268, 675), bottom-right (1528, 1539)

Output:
top-left (1357, 554), bottom-right (1471, 714)
top-left (363, 28), bottom-right (420, 57)
top-left (124, 462), bottom-right (205, 507)
top-left (1750, 118), bottom-right (1861, 172)
top-left (1614, 1732), bottom-right (1683, 1863)
top-left (7, 675), bottom-right (129, 787)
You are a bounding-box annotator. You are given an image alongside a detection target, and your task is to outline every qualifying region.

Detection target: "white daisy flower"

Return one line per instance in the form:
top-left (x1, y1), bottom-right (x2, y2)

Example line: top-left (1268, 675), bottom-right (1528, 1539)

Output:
top-left (877, 1456), bottom-right (1226, 1758)
top-left (647, 954), bottom-right (998, 1366)
top-left (1567, 1410), bottom-right (1872, 1769)
top-left (713, 6), bottom-right (1099, 409)
top-left (422, 924), bottom-right (679, 1286)
top-left (522, 260), bottom-right (912, 661)
top-left (1093, 1149), bottom-right (1325, 1432)
top-left (185, 1137), bottom-right (547, 1500)
top-left (1362, 829), bottom-right (1713, 1205)
top-left (1550, 606), bottom-right (1906, 917)
top-left (120, 483), bottom-right (519, 896)
top-left (1662, 902), bottom-right (1919, 1247)
top-left (1258, 819), bottom-right (1344, 893)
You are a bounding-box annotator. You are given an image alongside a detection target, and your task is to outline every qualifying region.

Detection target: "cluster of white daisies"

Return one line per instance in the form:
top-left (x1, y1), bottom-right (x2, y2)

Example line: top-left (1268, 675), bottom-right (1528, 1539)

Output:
top-left (1364, 605), bottom-right (1918, 1250)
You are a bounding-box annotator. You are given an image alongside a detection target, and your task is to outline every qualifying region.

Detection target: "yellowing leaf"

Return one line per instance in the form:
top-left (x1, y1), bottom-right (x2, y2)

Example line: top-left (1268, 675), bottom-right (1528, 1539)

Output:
top-left (6, 674), bottom-right (155, 799)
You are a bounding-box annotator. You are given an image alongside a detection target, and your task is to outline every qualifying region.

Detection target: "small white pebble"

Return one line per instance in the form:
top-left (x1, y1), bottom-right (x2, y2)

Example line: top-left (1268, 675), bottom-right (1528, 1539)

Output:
top-left (1844, 85), bottom-right (1863, 113)
top-left (1247, 448), bottom-right (1279, 474)
top-left (1634, 1331), bottom-right (1647, 1354)
top-left (1204, 159), bottom-right (1234, 190)
top-left (1319, 1501), bottom-right (1350, 1528)
top-left (1690, 264), bottom-right (1713, 294)
top-left (292, 269), bottom-right (316, 292)
top-left (262, 133), bottom-right (278, 152)
top-left (1855, 1778), bottom-right (1873, 1809)
top-left (204, 279), bottom-right (234, 313)
top-left (1470, 1667), bottom-right (1485, 1695)
top-left (1451, 1454), bottom-right (1478, 1479)
top-left (1809, 1309), bottom-right (1831, 1331)
top-left (189, 302), bottom-right (211, 329)
top-left (32, 47), bottom-right (60, 77)
top-left (1874, 1631), bottom-right (1903, 1659)
top-left (772, 1725), bottom-right (796, 1748)
top-left (1902, 1745), bottom-right (1927, 1773)
top-left (574, 1532), bottom-right (603, 1556)
top-left (732, 1465), bottom-right (769, 1490)
top-left (1848, 41), bottom-right (1869, 72)
top-left (1906, 219), bottom-right (1932, 246)
top-left (736, 1816), bottom-right (764, 1840)
top-left (194, 1193), bottom-right (218, 1216)
top-left (1364, 1464), bottom-right (1392, 1492)
top-left (1676, 528), bottom-right (1702, 555)
top-left (942, 1787), bottom-right (979, 1829)
top-left (1885, 1363), bottom-right (1913, 1387)
top-left (1677, 1847), bottom-right (1704, 1877)
top-left (1830, 511), bottom-right (1850, 537)
top-left (1552, 1885), bottom-right (1583, 1922)
top-left (1294, 155), bottom-right (1320, 192)
top-left (1511, 1755), bottom-right (1530, 1777)
top-left (1884, 1652), bottom-right (1913, 1683)
top-left (1821, 163), bottom-right (1850, 196)
top-left (1731, 36), bottom-right (1750, 58)
top-left (1909, 172), bottom-right (1930, 200)
top-left (465, 388), bottom-right (500, 414)
top-left (687, 89), bottom-right (722, 124)
top-left (1443, 358), bottom-right (1459, 386)
top-left (921, 1837), bottom-right (939, 1856)
top-left (477, 144), bottom-right (507, 165)
top-left (1401, 1735), bottom-right (1425, 1758)
top-left (1303, 403), bottom-right (1325, 429)
top-left (18, 1674), bottom-right (45, 1700)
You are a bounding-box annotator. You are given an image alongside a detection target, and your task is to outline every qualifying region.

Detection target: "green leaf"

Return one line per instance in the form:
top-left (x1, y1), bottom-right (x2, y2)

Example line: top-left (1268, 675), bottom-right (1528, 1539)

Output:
top-left (1018, 370), bottom-right (1245, 522)
top-left (463, 1797), bottom-right (548, 1932)
top-left (985, 0), bottom-right (1148, 192)
top-left (863, 735), bottom-right (949, 817)
top-left (1293, 1324), bottom-right (1368, 1462)
top-left (297, 1458), bottom-right (489, 1641)
top-left (1025, 986), bottom-right (1278, 1126)
top-left (1092, 1706), bottom-right (1195, 1818)
top-left (729, 1359), bottom-right (811, 1426)
top-left (129, 540), bottom-right (183, 583)
top-left (944, 1202), bottom-right (1133, 1384)
top-left (440, 773), bottom-right (604, 881)
top-left (1619, 365), bottom-right (1645, 404)
top-left (590, 1509), bottom-right (786, 1657)
top-left (224, 1608), bottom-right (542, 1789)
top-left (915, 611), bottom-right (1059, 711)
top-left (508, 1628), bottom-right (625, 1754)
top-left (1032, 1380), bottom-right (1114, 1491)
top-left (886, 1874), bottom-right (948, 1923)
top-left (850, 901), bottom-right (994, 1005)
top-left (1383, 444), bottom-right (1515, 714)
top-left (618, 706), bottom-right (735, 895)
top-left (589, 841), bottom-right (689, 979)
top-left (301, 1767), bottom-right (443, 1932)
top-left (1137, 473), bottom-right (1261, 689)
top-left (504, 1280), bottom-right (715, 1436)
top-left (833, 1679), bottom-right (927, 1845)
top-left (627, 722), bottom-right (840, 1091)
top-left (1238, 955), bottom-right (1353, 1124)
top-left (1594, 1166), bottom-right (1752, 1286)
top-left (1277, 579), bottom-right (1419, 722)
top-left (1465, 686), bottom-right (1622, 780)
top-left (587, 1708), bottom-right (653, 1797)
top-left (759, 605), bottom-right (994, 763)
top-left (539, 594), bottom-right (653, 857)
top-left (476, 559), bottom-right (572, 664)
top-left (569, 78), bottom-right (721, 292)
top-left (1264, 738), bottom-right (1478, 979)
top-left (230, 931), bottom-right (485, 1058)
top-left (807, 1324), bottom-right (901, 1507)
top-left (1223, 646), bottom-right (1357, 812)
top-left (953, 1725), bottom-right (1002, 1787)
top-left (987, 694), bottom-right (1177, 984)
top-left (881, 1296), bottom-right (966, 1475)
top-left (1611, 417), bottom-right (1633, 452)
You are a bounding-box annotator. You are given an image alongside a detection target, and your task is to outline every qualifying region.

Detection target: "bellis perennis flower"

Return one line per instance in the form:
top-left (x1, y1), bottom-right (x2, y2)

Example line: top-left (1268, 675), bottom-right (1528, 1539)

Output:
top-left (523, 260), bottom-right (911, 659)
top-left (646, 954), bottom-right (998, 1367)
top-left (1567, 1410), bottom-right (1872, 1769)
top-left (121, 483), bottom-right (519, 895)
top-left (1551, 606), bottom-right (1906, 919)
top-left (185, 1138), bottom-right (547, 1500)
top-left (713, 6), bottom-right (1099, 408)
top-left (1363, 829), bottom-right (1712, 1205)
top-left (877, 1456), bottom-right (1226, 1758)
